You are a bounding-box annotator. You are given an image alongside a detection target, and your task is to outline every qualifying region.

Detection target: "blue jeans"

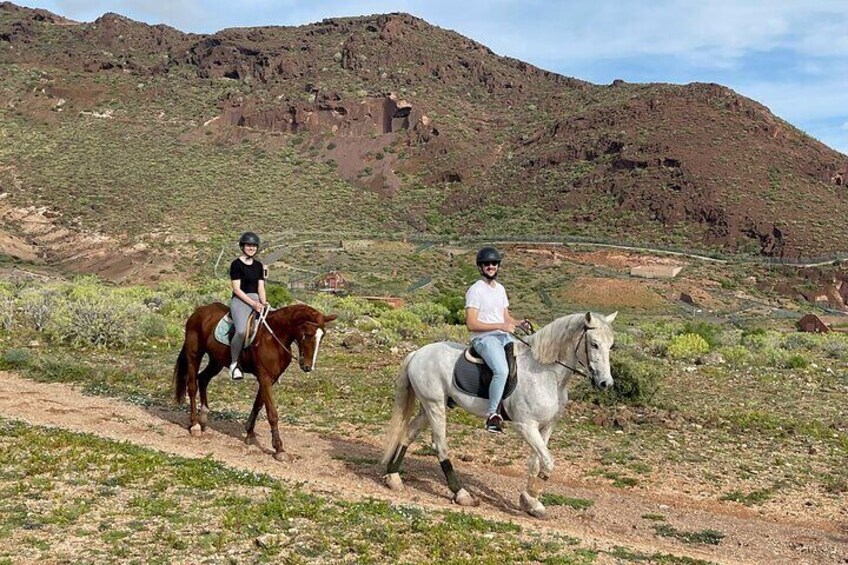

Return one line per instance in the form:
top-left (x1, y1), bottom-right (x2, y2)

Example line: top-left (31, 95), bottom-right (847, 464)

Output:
top-left (471, 332), bottom-right (514, 415)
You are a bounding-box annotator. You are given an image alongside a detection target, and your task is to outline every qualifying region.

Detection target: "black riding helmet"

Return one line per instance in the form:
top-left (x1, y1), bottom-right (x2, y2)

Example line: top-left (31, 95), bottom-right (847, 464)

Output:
top-left (475, 246), bottom-right (502, 266)
top-left (239, 231), bottom-right (261, 249)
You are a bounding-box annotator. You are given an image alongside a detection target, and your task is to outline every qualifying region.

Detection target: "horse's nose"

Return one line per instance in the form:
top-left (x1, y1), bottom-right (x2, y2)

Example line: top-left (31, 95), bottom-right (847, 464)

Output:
top-left (301, 364), bottom-right (312, 373)
top-left (597, 379), bottom-right (611, 390)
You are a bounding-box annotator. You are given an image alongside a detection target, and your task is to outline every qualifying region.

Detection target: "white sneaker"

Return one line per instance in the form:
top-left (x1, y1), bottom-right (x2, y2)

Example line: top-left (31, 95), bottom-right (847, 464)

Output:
top-left (229, 362), bottom-right (243, 381)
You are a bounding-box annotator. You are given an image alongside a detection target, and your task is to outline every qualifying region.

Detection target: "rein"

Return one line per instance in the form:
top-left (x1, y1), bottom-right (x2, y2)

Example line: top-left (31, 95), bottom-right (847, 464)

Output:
top-left (250, 308), bottom-right (323, 358)
top-left (251, 306), bottom-right (294, 356)
top-left (510, 326), bottom-right (592, 379)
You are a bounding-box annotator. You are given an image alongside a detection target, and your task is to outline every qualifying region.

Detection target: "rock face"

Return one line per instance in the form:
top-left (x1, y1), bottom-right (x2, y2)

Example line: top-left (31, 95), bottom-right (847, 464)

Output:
top-left (219, 91), bottom-right (419, 136)
top-left (1, 3), bottom-right (847, 257)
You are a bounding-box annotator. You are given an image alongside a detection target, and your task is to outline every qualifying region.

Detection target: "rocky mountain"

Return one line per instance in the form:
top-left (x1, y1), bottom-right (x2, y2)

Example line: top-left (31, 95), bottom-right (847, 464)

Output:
top-left (1, 2), bottom-right (847, 262)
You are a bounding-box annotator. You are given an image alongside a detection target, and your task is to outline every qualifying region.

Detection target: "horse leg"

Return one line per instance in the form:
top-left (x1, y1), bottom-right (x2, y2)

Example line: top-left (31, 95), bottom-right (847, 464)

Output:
top-left (425, 402), bottom-right (477, 507)
top-left (257, 376), bottom-right (290, 462)
top-left (197, 358), bottom-right (223, 431)
top-left (514, 422), bottom-right (555, 518)
top-left (185, 353), bottom-right (204, 437)
top-left (384, 409), bottom-right (430, 490)
top-left (244, 388), bottom-right (265, 448)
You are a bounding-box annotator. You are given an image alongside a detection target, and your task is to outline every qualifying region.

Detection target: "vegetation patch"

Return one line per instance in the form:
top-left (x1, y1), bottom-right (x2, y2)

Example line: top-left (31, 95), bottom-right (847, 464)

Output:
top-left (653, 524), bottom-right (725, 545)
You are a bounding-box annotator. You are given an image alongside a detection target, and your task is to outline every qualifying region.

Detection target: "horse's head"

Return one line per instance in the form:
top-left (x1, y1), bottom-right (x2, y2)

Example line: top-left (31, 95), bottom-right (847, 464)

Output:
top-left (292, 309), bottom-right (337, 373)
top-left (582, 311), bottom-right (617, 390)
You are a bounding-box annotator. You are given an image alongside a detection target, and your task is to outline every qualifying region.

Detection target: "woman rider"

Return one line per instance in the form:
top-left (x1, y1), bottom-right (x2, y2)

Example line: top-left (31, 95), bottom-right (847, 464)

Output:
top-left (228, 231), bottom-right (267, 380)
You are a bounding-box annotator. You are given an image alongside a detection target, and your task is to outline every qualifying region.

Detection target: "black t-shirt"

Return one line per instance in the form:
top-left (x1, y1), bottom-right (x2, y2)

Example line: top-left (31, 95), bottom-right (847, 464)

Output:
top-left (230, 258), bottom-right (265, 295)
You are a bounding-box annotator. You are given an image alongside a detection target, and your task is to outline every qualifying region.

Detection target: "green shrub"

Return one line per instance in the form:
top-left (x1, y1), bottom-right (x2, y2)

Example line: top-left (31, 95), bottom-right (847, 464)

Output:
top-left (755, 345), bottom-right (789, 368)
top-left (719, 345), bottom-right (750, 367)
top-left (821, 334), bottom-right (848, 359)
top-left (308, 295), bottom-right (387, 323)
top-left (1, 348), bottom-right (31, 369)
top-left (265, 283), bottom-right (293, 307)
top-left (378, 309), bottom-right (425, 340)
top-left (408, 301), bottom-right (450, 325)
top-left (740, 327), bottom-right (781, 349)
top-left (48, 296), bottom-right (146, 348)
top-left (434, 292), bottom-right (466, 325)
top-left (782, 332), bottom-right (819, 351)
top-left (607, 353), bottom-right (663, 405)
top-left (139, 313), bottom-right (169, 340)
top-left (574, 350), bottom-right (663, 406)
top-left (0, 294), bottom-right (15, 332)
top-left (784, 354), bottom-right (808, 369)
top-left (682, 320), bottom-right (721, 348)
top-left (666, 333), bottom-right (710, 360)
top-left (18, 288), bottom-right (56, 331)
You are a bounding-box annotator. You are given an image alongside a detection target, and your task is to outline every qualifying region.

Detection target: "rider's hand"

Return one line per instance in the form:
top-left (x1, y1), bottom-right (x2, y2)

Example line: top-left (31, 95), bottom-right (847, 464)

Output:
top-left (518, 319), bottom-right (533, 332)
top-left (503, 322), bottom-right (516, 333)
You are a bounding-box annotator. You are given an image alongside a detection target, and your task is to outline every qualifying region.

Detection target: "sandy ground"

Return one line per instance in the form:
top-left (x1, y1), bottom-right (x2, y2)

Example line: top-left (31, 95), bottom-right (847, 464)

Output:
top-left (0, 371), bottom-right (845, 564)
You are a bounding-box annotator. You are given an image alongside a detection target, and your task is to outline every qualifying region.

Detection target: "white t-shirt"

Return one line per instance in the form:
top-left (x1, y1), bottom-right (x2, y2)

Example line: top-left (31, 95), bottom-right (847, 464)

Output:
top-left (465, 279), bottom-right (509, 339)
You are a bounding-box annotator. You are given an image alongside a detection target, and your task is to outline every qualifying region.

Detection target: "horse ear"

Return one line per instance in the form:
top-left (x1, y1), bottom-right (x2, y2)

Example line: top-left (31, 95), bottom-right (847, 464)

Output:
top-left (605, 311), bottom-right (618, 324)
top-left (323, 314), bottom-right (337, 323)
top-left (584, 312), bottom-right (598, 328)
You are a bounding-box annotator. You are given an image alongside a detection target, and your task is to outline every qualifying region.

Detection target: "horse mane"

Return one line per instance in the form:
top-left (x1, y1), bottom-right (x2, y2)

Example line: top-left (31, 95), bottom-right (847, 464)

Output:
top-left (527, 313), bottom-right (587, 365)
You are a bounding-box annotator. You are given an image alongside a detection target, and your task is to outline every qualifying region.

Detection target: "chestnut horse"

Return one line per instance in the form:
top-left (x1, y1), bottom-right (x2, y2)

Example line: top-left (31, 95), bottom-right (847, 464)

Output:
top-left (173, 303), bottom-right (336, 460)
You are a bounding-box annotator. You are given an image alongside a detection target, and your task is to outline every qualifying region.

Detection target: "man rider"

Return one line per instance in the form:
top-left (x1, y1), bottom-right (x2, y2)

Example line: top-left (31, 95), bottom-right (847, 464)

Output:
top-left (464, 246), bottom-right (528, 433)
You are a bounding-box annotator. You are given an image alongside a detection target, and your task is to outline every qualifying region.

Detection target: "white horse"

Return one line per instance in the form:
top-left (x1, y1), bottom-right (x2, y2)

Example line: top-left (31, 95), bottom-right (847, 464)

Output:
top-left (381, 311), bottom-right (617, 517)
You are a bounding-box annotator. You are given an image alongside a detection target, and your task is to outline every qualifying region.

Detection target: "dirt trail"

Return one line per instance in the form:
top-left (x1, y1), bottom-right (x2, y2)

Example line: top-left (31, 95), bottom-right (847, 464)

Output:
top-left (0, 371), bottom-right (845, 564)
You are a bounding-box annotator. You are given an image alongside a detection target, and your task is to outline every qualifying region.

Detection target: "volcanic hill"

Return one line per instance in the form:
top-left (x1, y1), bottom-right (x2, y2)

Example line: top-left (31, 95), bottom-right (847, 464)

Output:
top-left (1, 2), bottom-right (847, 266)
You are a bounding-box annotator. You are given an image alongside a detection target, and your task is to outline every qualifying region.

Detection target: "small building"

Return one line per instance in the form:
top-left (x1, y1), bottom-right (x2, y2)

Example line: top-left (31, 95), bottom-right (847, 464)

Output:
top-left (797, 314), bottom-right (830, 333)
top-left (316, 271), bottom-right (348, 293)
top-left (630, 265), bottom-right (682, 279)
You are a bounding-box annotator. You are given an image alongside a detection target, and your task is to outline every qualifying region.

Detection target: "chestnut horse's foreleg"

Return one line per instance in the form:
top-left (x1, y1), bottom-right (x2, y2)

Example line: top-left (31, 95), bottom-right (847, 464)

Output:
top-left (244, 387), bottom-right (265, 447)
top-left (515, 422), bottom-right (555, 518)
top-left (246, 375), bottom-right (291, 461)
top-left (197, 358), bottom-right (223, 431)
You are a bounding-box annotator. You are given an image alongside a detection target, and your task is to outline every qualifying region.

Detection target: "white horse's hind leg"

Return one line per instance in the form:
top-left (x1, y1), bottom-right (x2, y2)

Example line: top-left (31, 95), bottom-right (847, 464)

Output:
top-left (404, 409), bottom-right (430, 445)
top-left (515, 422), bottom-right (555, 518)
top-left (384, 409), bottom-right (431, 489)
top-left (425, 401), bottom-right (478, 507)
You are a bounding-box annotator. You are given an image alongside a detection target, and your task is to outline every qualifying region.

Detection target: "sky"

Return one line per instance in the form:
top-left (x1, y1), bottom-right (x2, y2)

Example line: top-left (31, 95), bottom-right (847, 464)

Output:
top-left (17, 1), bottom-right (848, 156)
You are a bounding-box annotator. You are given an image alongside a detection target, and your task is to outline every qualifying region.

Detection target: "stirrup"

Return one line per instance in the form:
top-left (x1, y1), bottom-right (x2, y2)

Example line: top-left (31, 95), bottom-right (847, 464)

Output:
top-left (229, 363), bottom-right (244, 381)
top-left (485, 413), bottom-right (503, 433)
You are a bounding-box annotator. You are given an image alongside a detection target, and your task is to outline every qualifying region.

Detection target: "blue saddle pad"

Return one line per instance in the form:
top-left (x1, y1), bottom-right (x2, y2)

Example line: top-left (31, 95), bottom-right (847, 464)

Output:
top-left (214, 314), bottom-right (258, 347)
top-left (214, 315), bottom-right (234, 345)
top-left (452, 342), bottom-right (518, 400)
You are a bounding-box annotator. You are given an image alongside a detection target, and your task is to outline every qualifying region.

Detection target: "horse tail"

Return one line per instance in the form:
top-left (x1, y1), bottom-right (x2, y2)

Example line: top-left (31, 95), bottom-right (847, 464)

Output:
top-left (173, 344), bottom-right (189, 405)
top-left (381, 352), bottom-right (418, 466)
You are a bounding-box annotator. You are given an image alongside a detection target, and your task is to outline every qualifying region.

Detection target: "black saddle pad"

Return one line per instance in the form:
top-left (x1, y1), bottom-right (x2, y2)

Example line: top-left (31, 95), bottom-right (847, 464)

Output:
top-left (453, 341), bottom-right (518, 400)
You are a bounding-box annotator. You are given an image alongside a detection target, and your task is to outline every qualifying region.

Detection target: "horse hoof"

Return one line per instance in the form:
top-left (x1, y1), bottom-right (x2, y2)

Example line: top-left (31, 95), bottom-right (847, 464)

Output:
top-left (384, 473), bottom-right (404, 491)
top-left (273, 451), bottom-right (294, 462)
top-left (189, 424), bottom-right (202, 437)
top-left (244, 434), bottom-right (260, 446)
top-left (520, 491), bottom-right (547, 518)
top-left (453, 488), bottom-right (479, 507)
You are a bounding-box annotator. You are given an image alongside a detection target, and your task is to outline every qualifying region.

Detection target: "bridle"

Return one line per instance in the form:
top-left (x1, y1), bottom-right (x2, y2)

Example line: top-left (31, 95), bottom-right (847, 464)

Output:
top-left (510, 325), bottom-right (594, 379)
top-left (249, 306), bottom-right (321, 359)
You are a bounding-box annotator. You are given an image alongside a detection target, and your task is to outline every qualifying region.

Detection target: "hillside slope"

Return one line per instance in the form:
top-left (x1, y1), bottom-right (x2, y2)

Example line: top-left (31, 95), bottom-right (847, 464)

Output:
top-left (1, 2), bottom-right (846, 262)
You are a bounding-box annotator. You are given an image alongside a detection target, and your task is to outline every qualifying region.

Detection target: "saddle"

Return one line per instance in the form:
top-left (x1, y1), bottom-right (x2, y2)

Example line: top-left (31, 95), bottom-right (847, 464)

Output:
top-left (214, 311), bottom-right (261, 348)
top-left (452, 342), bottom-right (518, 419)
